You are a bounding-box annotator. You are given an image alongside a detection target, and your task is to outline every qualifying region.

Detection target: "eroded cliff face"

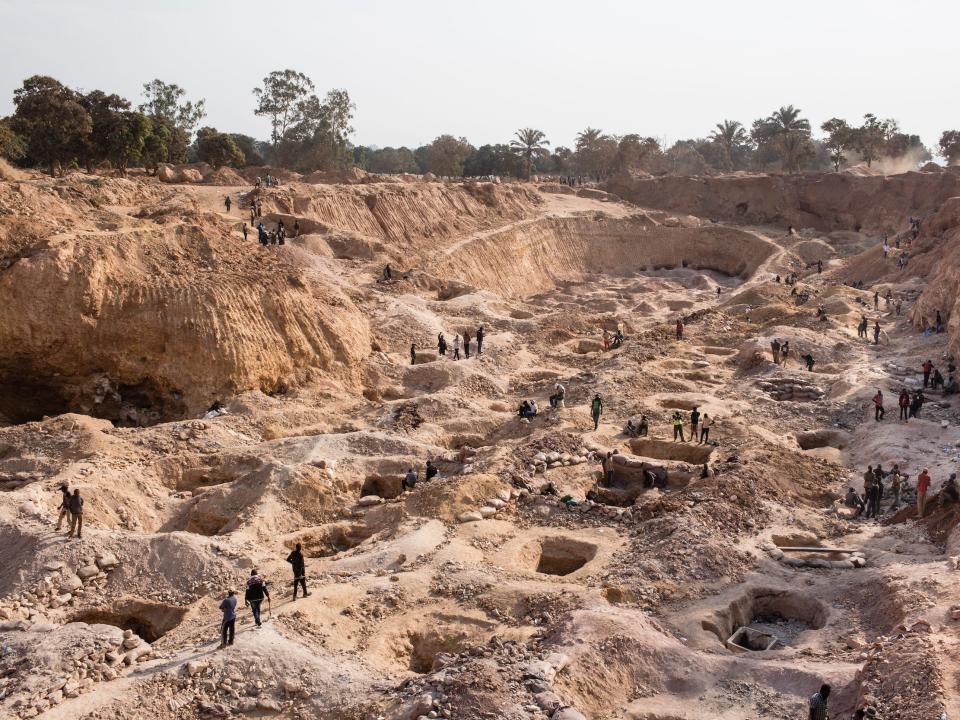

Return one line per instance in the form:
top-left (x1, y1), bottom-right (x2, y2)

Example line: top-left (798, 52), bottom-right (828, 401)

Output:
top-left (907, 197), bottom-right (960, 346)
top-left (606, 169), bottom-right (960, 233)
top-left (431, 214), bottom-right (777, 299)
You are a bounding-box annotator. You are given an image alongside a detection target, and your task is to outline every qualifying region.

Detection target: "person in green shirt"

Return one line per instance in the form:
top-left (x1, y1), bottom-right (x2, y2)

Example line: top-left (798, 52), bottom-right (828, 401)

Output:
top-left (590, 394), bottom-right (603, 430)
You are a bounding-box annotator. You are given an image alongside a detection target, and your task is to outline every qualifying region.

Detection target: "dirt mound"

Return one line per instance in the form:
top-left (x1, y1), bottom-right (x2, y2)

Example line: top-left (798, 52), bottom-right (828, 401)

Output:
top-left (204, 167), bottom-right (247, 185)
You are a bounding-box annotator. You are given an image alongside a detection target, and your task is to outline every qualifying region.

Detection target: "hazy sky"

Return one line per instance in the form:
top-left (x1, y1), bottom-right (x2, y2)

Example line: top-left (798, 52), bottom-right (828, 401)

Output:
top-left (2, 0), bottom-right (957, 153)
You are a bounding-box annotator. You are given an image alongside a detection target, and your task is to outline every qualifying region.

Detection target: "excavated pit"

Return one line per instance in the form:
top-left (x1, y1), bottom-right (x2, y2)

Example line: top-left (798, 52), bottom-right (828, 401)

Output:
top-left (795, 430), bottom-right (849, 451)
top-left (69, 599), bottom-right (188, 643)
top-left (628, 438), bottom-right (714, 465)
top-left (522, 536), bottom-right (598, 577)
top-left (701, 588), bottom-right (828, 653)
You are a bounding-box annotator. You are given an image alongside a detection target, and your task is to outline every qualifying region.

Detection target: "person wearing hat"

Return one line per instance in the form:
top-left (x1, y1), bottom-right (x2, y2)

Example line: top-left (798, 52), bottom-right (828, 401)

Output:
top-left (54, 484), bottom-right (71, 531)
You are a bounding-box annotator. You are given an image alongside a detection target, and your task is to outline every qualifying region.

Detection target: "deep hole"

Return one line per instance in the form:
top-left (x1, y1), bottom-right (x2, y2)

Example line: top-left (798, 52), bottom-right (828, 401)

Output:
top-left (361, 474), bottom-right (403, 500)
top-left (628, 438), bottom-right (714, 464)
top-left (702, 588), bottom-right (828, 652)
top-left (404, 618), bottom-right (495, 673)
top-left (533, 537), bottom-right (597, 576)
top-left (730, 626), bottom-right (777, 651)
top-left (69, 600), bottom-right (187, 643)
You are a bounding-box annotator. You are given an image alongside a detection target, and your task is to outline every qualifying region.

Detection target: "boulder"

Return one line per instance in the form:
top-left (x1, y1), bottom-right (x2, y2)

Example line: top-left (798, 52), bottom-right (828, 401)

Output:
top-left (553, 709), bottom-right (588, 720)
top-left (457, 511), bottom-right (483, 523)
top-left (77, 565), bottom-right (99, 580)
top-left (95, 553), bottom-right (119, 570)
top-left (358, 495), bottom-right (383, 507)
top-left (58, 574), bottom-right (83, 593)
top-left (478, 506), bottom-right (498, 518)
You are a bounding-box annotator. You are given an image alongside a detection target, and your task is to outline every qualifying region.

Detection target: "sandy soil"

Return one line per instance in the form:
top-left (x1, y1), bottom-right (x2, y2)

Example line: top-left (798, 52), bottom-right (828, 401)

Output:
top-left (0, 169), bottom-right (958, 720)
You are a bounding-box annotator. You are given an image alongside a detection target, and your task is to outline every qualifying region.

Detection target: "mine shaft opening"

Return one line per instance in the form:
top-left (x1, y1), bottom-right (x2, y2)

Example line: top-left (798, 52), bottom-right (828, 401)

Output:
top-left (701, 588), bottom-right (828, 651)
top-left (532, 537), bottom-right (598, 577)
top-left (404, 617), bottom-right (496, 674)
top-left (69, 600), bottom-right (188, 643)
top-left (628, 438), bottom-right (714, 465)
top-left (361, 474), bottom-right (403, 500)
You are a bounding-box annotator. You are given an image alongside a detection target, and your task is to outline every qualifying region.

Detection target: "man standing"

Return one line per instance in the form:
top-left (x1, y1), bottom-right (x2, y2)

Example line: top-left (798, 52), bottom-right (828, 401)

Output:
top-left (873, 321), bottom-right (881, 345)
top-left (889, 466), bottom-right (902, 510)
top-left (672, 411), bottom-right (685, 442)
top-left (550, 382), bottom-right (566, 408)
top-left (590, 394), bottom-right (603, 431)
top-left (802, 353), bottom-right (815, 372)
top-left (872, 390), bottom-right (885, 421)
top-left (286, 544), bottom-right (309, 600)
top-left (865, 476), bottom-right (882, 519)
top-left (808, 683), bottom-right (830, 720)
top-left (67, 488), bottom-right (84, 539)
top-left (699, 413), bottom-right (712, 444)
top-left (476, 326), bottom-right (484, 355)
top-left (244, 569), bottom-right (270, 628)
top-left (219, 590), bottom-right (237, 648)
top-left (224, 195), bottom-right (232, 212)
top-left (54, 484), bottom-right (71, 531)
top-left (689, 407), bottom-right (700, 443)
top-left (916, 468), bottom-right (931, 518)
top-left (675, 318), bottom-right (684, 341)
top-left (770, 339), bottom-right (781, 364)
top-left (898, 389), bottom-right (910, 422)
top-left (410, 343), bottom-right (417, 365)
top-left (922, 359), bottom-right (933, 388)
top-left (463, 330), bottom-right (471, 359)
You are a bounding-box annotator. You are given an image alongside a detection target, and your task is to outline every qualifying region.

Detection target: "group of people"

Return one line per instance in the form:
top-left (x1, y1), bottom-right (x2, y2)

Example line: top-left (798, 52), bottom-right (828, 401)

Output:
top-left (432, 327), bottom-right (485, 362)
top-left (54, 484), bottom-right (84, 539)
top-left (671, 408), bottom-right (713, 444)
top-left (855, 315), bottom-right (883, 344)
top-left (403, 460), bottom-right (438, 491)
top-left (254, 219), bottom-right (296, 246)
top-left (255, 175), bottom-right (279, 188)
top-left (845, 464), bottom-right (957, 520)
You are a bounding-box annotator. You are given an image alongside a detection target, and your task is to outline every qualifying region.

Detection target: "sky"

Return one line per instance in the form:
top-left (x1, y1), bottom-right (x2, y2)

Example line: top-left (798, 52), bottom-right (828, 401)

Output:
top-left (1, 0), bottom-right (958, 154)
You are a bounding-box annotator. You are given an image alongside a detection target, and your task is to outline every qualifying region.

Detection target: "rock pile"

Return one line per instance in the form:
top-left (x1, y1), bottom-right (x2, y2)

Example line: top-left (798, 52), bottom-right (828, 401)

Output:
top-left (0, 618), bottom-right (150, 718)
top-left (0, 553), bottom-right (120, 622)
top-left (756, 377), bottom-right (825, 401)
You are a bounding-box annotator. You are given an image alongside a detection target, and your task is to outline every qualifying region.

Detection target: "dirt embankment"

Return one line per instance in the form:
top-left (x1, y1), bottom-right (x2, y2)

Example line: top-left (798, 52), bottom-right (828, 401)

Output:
top-left (906, 197), bottom-right (960, 347)
top-left (431, 214), bottom-right (777, 299)
top-left (605, 169), bottom-right (960, 233)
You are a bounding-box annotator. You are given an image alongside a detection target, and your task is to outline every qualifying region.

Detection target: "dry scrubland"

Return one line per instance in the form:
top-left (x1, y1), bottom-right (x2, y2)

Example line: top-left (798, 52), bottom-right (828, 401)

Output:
top-left (1, 163), bottom-right (960, 720)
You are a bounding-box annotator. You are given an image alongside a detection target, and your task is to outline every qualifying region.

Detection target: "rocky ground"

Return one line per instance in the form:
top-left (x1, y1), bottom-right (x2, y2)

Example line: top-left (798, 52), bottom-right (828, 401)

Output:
top-left (1, 166), bottom-right (959, 719)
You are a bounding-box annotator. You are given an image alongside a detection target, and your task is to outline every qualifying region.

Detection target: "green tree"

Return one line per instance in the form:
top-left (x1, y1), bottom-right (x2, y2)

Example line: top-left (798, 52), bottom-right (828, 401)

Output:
top-left (141, 120), bottom-right (171, 175)
top-left (11, 75), bottom-right (92, 175)
top-left (855, 114), bottom-right (894, 167)
top-left (77, 90), bottom-right (132, 171)
top-left (196, 127), bottom-right (245, 168)
top-left (574, 127), bottom-right (617, 177)
top-left (885, 132), bottom-right (930, 162)
top-left (421, 135), bottom-right (474, 176)
top-left (0, 118), bottom-right (26, 161)
top-left (360, 146), bottom-right (421, 174)
top-left (107, 112), bottom-right (150, 174)
top-left (138, 79), bottom-right (205, 162)
top-left (820, 117), bottom-right (854, 171)
top-left (709, 120), bottom-right (749, 170)
top-left (665, 140), bottom-right (709, 175)
top-left (613, 134), bottom-right (661, 173)
top-left (509, 128), bottom-right (550, 179)
top-left (751, 105), bottom-right (812, 172)
top-left (253, 70), bottom-right (315, 150)
top-left (939, 130), bottom-right (960, 164)
top-left (464, 144), bottom-right (518, 177)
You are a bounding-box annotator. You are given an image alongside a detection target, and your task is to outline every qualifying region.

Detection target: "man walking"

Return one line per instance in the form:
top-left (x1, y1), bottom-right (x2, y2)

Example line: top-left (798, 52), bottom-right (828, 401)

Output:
top-left (872, 390), bottom-right (884, 421)
top-left (286, 543), bottom-right (310, 600)
top-left (219, 590), bottom-right (237, 648)
top-left (916, 468), bottom-right (931, 518)
top-left (244, 569), bottom-right (270, 628)
top-left (590, 394), bottom-right (603, 431)
top-left (67, 488), bottom-right (84, 539)
top-left (54, 483), bottom-right (71, 531)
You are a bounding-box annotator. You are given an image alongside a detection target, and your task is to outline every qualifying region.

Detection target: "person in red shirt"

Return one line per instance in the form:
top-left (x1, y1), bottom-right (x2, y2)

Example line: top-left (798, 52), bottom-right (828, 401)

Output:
top-left (872, 390), bottom-right (885, 421)
top-left (922, 359), bottom-right (934, 388)
top-left (898, 389), bottom-right (911, 422)
top-left (916, 468), bottom-right (931, 517)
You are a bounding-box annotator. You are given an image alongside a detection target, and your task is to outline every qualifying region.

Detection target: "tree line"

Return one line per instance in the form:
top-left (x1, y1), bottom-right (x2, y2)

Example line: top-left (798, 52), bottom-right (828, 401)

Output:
top-left (2, 72), bottom-right (959, 178)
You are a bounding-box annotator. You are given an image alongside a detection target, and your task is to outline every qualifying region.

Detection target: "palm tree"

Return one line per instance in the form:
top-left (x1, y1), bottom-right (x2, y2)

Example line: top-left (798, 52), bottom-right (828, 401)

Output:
top-left (510, 128), bottom-right (550, 179)
top-left (709, 120), bottom-right (749, 170)
top-left (575, 127), bottom-right (604, 151)
top-left (757, 105), bottom-right (812, 172)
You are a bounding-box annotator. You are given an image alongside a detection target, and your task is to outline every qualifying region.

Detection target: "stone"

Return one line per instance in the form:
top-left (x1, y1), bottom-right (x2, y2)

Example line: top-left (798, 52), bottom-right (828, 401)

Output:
top-left (186, 660), bottom-right (208, 676)
top-left (553, 709), bottom-right (588, 720)
top-left (358, 495), bottom-right (383, 507)
top-left (58, 574), bottom-right (83, 593)
top-left (77, 565), bottom-right (100, 580)
top-left (122, 635), bottom-right (142, 649)
top-left (534, 691), bottom-right (562, 712)
top-left (256, 698), bottom-right (282, 711)
top-left (496, 489), bottom-right (511, 502)
top-left (487, 498), bottom-right (505, 509)
top-left (545, 652), bottom-right (569, 672)
top-left (523, 660), bottom-right (556, 683)
top-left (95, 553), bottom-right (119, 570)
top-left (478, 506), bottom-right (498, 518)
top-left (457, 511), bottom-right (483, 523)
